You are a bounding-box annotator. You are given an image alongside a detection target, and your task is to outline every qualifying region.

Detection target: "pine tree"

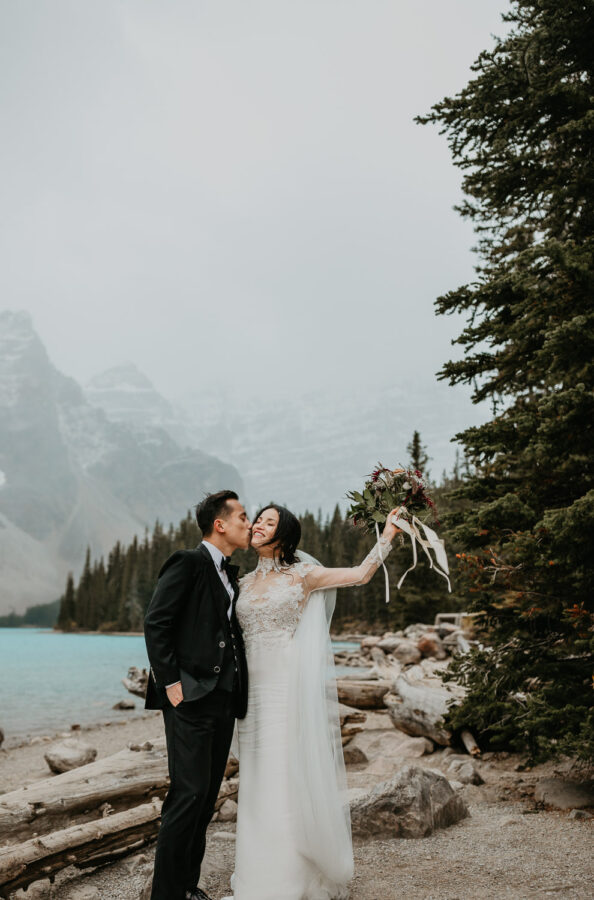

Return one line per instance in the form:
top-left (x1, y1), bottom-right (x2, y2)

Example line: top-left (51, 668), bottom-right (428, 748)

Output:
top-left (417, 0), bottom-right (594, 763)
top-left (57, 573), bottom-right (76, 631)
top-left (406, 431), bottom-right (430, 480)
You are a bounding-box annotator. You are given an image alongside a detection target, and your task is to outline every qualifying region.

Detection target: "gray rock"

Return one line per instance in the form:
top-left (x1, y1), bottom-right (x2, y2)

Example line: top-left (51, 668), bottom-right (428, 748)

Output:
top-left (113, 698), bottom-right (136, 709)
top-left (350, 764), bottom-right (469, 839)
top-left (391, 639), bottom-right (422, 666)
top-left (361, 636), bottom-right (382, 650)
top-left (377, 636), bottom-right (401, 653)
top-left (534, 777), bottom-right (594, 810)
top-left (14, 881), bottom-right (52, 899)
top-left (569, 808), bottom-right (593, 820)
top-left (218, 798), bottom-right (238, 822)
top-left (446, 758), bottom-right (484, 785)
top-left (44, 738), bottom-right (97, 774)
top-left (343, 739), bottom-right (368, 765)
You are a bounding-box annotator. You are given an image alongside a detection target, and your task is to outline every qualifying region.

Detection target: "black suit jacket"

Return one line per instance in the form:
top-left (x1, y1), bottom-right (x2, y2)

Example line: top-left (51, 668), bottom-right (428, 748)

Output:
top-left (143, 543), bottom-right (248, 718)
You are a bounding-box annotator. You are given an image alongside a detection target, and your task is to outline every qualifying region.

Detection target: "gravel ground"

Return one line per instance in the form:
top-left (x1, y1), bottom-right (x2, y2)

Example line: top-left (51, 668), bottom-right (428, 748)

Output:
top-left (16, 801), bottom-right (593, 900)
top-left (4, 713), bottom-right (593, 900)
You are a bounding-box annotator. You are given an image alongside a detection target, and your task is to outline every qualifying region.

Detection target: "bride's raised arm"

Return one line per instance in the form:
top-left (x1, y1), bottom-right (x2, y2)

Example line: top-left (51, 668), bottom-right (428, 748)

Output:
top-left (302, 508), bottom-right (401, 593)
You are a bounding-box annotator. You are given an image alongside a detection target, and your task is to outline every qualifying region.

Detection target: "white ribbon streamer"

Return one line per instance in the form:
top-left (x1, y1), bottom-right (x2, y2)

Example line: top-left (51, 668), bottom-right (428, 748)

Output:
top-left (374, 521), bottom-right (391, 604)
top-left (375, 510), bottom-right (451, 603)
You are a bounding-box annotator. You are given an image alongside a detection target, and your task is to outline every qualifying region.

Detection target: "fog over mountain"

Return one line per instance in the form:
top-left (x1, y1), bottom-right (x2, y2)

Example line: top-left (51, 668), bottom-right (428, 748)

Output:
top-left (85, 360), bottom-right (490, 518)
top-left (0, 1), bottom-right (507, 613)
top-left (0, 311), bottom-right (242, 614)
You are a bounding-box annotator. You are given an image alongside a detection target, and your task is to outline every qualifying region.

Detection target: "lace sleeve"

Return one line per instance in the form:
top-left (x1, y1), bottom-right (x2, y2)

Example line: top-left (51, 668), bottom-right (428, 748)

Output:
top-left (302, 536), bottom-right (393, 594)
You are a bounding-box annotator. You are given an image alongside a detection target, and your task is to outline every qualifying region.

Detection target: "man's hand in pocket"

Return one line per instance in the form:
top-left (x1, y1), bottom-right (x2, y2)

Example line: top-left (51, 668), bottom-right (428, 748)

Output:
top-left (166, 682), bottom-right (184, 707)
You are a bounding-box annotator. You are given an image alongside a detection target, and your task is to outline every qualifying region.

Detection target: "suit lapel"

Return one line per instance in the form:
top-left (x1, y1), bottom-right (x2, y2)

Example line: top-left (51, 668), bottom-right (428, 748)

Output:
top-left (197, 543), bottom-right (232, 627)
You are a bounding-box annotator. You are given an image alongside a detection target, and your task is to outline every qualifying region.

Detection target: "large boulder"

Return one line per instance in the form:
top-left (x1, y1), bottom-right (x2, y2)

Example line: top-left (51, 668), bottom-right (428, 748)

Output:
top-left (44, 738), bottom-right (97, 774)
top-left (446, 757), bottom-right (484, 785)
top-left (534, 778), bottom-right (594, 810)
top-left (417, 633), bottom-right (447, 660)
top-left (391, 639), bottom-right (422, 666)
top-left (377, 636), bottom-right (402, 653)
top-left (361, 636), bottom-right (382, 650)
top-left (217, 798), bottom-right (238, 822)
top-left (350, 764), bottom-right (469, 839)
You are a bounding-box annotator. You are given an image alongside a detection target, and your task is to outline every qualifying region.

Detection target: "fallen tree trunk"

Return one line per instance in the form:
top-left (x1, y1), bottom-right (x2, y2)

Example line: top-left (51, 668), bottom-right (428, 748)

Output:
top-left (0, 741), bottom-right (169, 843)
top-left (383, 672), bottom-right (465, 746)
top-left (336, 680), bottom-right (391, 710)
top-left (338, 703), bottom-right (367, 746)
top-left (0, 798), bottom-right (163, 897)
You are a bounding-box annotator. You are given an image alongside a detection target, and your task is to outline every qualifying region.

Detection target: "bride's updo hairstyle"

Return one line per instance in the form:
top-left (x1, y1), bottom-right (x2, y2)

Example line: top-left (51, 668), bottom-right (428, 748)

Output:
top-left (254, 503), bottom-right (301, 566)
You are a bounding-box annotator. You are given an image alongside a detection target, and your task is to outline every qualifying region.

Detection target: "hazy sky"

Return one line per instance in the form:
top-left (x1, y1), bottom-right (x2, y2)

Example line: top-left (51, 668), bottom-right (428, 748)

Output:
top-left (1, 1), bottom-right (508, 405)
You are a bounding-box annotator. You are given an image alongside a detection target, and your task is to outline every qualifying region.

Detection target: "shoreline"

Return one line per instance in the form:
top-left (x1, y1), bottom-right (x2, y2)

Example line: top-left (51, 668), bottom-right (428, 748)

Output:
top-left (0, 710), bottom-right (163, 795)
top-left (2, 709), bottom-right (593, 899)
top-left (4, 626), bottom-right (368, 640)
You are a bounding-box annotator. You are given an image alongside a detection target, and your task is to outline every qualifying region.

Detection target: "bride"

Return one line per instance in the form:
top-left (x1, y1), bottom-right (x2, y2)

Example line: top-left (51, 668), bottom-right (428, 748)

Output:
top-left (222, 502), bottom-right (401, 900)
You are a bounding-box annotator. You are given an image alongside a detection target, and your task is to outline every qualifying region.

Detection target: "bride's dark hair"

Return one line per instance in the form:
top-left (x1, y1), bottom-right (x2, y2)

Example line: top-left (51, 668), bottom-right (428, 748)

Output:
top-left (253, 503), bottom-right (301, 566)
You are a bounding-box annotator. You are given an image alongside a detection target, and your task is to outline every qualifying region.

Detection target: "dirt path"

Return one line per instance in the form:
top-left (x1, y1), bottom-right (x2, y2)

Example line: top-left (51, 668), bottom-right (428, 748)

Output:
top-left (3, 713), bottom-right (593, 900)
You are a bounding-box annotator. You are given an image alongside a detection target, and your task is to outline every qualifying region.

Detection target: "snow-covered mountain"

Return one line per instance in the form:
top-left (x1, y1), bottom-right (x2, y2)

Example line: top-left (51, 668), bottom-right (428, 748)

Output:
top-left (86, 364), bottom-right (176, 430)
top-left (0, 311), bottom-right (243, 615)
top-left (175, 382), bottom-right (488, 516)
top-left (85, 364), bottom-right (490, 518)
top-left (88, 367), bottom-right (487, 514)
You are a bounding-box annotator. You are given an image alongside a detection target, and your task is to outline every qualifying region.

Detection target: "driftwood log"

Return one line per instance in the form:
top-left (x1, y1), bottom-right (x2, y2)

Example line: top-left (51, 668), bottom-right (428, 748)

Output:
top-left (338, 703), bottom-right (367, 746)
top-left (336, 680), bottom-right (391, 710)
top-left (383, 672), bottom-right (464, 746)
top-left (122, 666), bottom-right (149, 698)
top-left (0, 798), bottom-right (162, 897)
top-left (0, 742), bottom-right (169, 842)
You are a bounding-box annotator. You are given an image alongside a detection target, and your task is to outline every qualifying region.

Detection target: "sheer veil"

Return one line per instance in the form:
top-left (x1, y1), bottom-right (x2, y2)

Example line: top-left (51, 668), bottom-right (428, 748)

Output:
top-left (287, 550), bottom-right (354, 897)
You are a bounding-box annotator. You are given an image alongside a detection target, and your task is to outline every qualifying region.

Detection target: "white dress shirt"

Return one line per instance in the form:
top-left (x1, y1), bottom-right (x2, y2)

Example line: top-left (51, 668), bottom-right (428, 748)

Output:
top-left (202, 540), bottom-right (235, 619)
top-left (165, 540), bottom-right (235, 688)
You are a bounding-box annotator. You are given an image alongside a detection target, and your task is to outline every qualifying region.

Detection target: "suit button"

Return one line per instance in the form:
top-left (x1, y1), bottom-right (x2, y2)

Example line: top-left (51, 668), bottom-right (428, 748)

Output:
top-left (214, 665), bottom-right (221, 673)
top-left (219, 641), bottom-right (226, 648)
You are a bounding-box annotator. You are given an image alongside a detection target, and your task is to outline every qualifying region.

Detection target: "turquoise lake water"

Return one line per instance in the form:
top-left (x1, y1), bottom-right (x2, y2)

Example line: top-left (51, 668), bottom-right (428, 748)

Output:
top-left (0, 629), bottom-right (360, 746)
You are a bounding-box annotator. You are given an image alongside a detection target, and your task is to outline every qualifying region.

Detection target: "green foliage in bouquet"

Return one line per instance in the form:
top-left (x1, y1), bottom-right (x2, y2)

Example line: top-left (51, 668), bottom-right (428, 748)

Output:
top-left (346, 465), bottom-right (438, 532)
top-left (418, 0), bottom-right (594, 764)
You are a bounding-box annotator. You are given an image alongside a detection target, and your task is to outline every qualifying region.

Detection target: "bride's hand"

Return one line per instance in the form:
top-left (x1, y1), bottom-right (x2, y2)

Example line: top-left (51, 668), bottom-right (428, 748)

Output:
top-left (381, 508), bottom-right (403, 542)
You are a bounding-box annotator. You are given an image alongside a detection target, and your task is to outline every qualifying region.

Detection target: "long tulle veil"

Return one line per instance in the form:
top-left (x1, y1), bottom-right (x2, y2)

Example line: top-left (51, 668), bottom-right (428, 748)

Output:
top-left (287, 549), bottom-right (354, 896)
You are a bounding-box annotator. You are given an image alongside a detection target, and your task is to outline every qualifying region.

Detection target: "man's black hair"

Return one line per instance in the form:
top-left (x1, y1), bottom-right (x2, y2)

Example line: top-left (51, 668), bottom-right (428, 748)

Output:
top-left (195, 490), bottom-right (239, 536)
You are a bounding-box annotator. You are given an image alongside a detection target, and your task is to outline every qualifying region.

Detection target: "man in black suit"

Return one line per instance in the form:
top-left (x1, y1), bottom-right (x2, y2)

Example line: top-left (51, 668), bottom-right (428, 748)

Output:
top-left (144, 490), bottom-right (252, 900)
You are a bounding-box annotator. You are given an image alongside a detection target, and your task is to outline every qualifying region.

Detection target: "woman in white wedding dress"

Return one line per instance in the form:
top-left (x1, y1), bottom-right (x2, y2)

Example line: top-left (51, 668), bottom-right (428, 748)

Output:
top-left (222, 503), bottom-right (401, 900)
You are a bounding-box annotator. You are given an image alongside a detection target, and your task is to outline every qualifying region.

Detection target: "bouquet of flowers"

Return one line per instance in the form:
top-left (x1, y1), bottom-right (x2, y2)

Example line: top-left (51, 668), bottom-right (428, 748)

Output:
top-left (347, 464), bottom-right (451, 598)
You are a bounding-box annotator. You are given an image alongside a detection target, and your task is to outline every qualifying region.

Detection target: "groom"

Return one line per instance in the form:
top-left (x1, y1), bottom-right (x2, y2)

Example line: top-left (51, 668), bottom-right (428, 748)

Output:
top-left (144, 490), bottom-right (251, 900)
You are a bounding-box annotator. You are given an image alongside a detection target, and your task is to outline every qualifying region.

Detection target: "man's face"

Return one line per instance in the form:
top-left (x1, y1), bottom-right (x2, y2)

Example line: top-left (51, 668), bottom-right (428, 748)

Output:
top-left (219, 499), bottom-right (252, 550)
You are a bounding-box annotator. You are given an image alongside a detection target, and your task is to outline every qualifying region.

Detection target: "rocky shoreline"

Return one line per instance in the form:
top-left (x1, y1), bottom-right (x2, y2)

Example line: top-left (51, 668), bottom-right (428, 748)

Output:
top-left (1, 628), bottom-right (593, 900)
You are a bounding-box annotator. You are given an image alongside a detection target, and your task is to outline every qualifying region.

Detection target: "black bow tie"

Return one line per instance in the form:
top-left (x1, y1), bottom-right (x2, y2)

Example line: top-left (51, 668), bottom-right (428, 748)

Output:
top-left (221, 557), bottom-right (239, 579)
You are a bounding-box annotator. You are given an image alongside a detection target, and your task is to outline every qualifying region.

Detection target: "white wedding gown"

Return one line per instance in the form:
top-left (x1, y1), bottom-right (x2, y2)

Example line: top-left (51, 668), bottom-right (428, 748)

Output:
top-left (223, 537), bottom-right (393, 900)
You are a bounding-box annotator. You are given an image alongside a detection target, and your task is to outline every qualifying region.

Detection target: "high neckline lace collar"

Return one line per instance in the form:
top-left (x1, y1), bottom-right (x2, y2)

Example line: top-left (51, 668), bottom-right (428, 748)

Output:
top-left (255, 555), bottom-right (286, 574)
top-left (256, 555), bottom-right (276, 573)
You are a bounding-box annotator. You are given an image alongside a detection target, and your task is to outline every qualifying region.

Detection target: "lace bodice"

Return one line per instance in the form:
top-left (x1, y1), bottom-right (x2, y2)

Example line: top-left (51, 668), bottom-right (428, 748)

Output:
top-left (236, 537), bottom-right (393, 648)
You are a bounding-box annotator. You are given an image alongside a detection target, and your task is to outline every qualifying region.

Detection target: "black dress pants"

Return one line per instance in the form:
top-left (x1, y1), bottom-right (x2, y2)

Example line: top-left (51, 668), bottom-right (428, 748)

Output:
top-left (150, 689), bottom-right (237, 900)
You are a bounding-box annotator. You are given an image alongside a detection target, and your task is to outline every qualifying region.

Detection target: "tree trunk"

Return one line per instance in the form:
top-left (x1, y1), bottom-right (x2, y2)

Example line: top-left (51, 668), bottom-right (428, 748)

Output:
top-left (0, 799), bottom-right (163, 896)
top-left (0, 742), bottom-right (169, 843)
top-left (383, 672), bottom-right (465, 745)
top-left (336, 680), bottom-right (392, 710)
